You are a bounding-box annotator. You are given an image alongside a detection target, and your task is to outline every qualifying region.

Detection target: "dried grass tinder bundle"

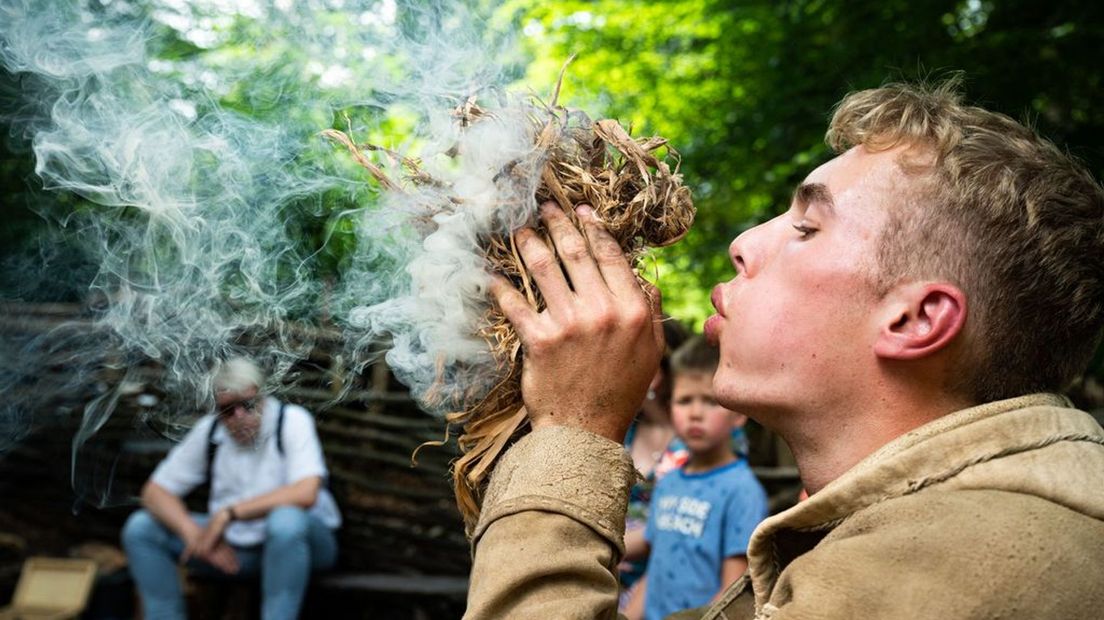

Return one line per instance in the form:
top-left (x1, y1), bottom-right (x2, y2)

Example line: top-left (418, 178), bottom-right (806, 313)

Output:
top-left (327, 89), bottom-right (694, 531)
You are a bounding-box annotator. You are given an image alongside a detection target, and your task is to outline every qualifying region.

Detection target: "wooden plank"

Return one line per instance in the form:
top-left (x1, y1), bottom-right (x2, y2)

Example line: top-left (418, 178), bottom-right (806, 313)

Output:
top-left (316, 573), bottom-right (468, 596)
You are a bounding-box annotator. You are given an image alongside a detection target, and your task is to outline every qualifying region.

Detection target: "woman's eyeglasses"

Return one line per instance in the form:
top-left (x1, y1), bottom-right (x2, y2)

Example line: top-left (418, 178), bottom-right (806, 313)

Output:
top-left (218, 397), bottom-right (259, 418)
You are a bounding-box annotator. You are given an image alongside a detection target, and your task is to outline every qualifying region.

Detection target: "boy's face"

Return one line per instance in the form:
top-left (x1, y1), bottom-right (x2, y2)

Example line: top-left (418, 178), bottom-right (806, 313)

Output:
top-left (705, 145), bottom-right (910, 419)
top-left (671, 371), bottom-right (743, 456)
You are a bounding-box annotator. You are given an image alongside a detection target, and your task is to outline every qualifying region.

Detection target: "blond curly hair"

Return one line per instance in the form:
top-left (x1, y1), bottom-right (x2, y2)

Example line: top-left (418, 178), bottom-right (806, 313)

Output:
top-left (828, 78), bottom-right (1104, 402)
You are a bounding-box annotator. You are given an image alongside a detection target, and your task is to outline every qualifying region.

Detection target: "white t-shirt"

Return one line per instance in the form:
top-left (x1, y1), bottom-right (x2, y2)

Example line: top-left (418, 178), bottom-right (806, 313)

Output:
top-left (151, 397), bottom-right (342, 546)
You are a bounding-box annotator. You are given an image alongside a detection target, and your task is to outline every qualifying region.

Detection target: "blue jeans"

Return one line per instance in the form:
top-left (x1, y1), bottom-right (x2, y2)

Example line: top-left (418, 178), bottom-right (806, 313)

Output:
top-left (121, 507), bottom-right (338, 620)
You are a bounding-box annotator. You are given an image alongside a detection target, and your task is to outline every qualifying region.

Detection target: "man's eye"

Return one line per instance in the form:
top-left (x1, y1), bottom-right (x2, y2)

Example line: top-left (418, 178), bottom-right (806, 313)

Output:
top-left (792, 221), bottom-right (818, 238)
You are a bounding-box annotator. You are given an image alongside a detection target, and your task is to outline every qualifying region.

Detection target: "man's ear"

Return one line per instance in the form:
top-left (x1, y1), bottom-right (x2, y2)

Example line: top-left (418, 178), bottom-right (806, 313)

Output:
top-left (873, 283), bottom-right (967, 361)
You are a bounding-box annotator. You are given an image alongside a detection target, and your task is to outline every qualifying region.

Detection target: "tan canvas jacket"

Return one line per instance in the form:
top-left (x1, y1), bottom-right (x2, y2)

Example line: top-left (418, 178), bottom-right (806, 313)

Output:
top-left (465, 394), bottom-right (1104, 619)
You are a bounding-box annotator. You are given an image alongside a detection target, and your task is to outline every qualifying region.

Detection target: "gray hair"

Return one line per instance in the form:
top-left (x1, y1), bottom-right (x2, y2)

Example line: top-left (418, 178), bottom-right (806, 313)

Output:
top-left (213, 356), bottom-right (264, 394)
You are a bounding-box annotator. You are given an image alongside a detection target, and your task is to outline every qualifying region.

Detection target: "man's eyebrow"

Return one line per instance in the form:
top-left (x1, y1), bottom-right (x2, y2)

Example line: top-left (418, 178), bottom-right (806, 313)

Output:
top-left (793, 182), bottom-right (836, 215)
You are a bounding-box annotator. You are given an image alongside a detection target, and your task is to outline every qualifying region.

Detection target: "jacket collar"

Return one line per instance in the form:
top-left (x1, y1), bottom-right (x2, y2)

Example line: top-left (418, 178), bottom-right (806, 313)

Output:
top-left (745, 393), bottom-right (1102, 605)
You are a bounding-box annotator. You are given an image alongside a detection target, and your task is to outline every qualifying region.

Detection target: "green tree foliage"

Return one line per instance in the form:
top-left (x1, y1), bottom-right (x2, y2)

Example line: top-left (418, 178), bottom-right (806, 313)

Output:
top-left (2, 0), bottom-right (1102, 376)
top-left (0, 1), bottom-right (407, 303)
top-left (505, 0), bottom-right (1104, 326)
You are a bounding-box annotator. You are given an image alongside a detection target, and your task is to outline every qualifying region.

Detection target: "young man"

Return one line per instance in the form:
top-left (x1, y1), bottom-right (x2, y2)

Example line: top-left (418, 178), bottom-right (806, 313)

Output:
top-left (464, 81), bottom-right (1104, 619)
top-left (623, 336), bottom-right (767, 620)
top-left (122, 357), bottom-right (341, 620)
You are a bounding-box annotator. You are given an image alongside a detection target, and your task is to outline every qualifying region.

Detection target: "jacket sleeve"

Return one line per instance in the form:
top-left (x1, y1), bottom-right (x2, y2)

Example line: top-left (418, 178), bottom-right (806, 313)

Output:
top-left (464, 425), bottom-right (638, 620)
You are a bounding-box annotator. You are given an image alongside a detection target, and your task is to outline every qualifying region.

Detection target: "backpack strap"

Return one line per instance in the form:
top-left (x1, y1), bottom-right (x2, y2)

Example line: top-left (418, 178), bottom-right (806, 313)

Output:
top-left (272, 401), bottom-right (330, 490)
top-left (276, 400), bottom-right (287, 456)
top-left (204, 415), bottom-right (219, 486)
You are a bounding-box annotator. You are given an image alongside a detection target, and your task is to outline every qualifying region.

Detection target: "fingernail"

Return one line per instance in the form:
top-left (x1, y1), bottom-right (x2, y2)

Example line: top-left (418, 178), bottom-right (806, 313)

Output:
top-left (576, 205), bottom-right (593, 217)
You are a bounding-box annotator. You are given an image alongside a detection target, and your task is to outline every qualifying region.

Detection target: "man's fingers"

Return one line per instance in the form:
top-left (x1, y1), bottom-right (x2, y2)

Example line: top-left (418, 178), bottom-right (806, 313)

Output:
top-left (196, 532), bottom-right (214, 557)
top-left (212, 555), bottom-right (232, 574)
top-left (489, 274), bottom-right (539, 339)
top-left (220, 548), bottom-right (240, 574)
top-left (514, 227), bottom-right (572, 309)
top-left (224, 547), bottom-right (239, 574)
top-left (540, 202), bottom-right (604, 293)
top-left (179, 535), bottom-right (201, 564)
top-left (643, 282), bottom-right (665, 353)
top-left (207, 545), bottom-right (238, 575)
top-left (576, 205), bottom-right (639, 299)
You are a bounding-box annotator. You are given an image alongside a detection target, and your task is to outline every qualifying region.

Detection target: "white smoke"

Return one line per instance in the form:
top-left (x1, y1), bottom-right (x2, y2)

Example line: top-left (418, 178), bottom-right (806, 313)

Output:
top-left (337, 101), bottom-right (550, 411)
top-left (0, 0), bottom-right (571, 504)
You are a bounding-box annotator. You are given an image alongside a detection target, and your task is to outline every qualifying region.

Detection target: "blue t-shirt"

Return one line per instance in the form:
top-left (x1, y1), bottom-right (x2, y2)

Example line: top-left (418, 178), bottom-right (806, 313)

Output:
top-left (643, 458), bottom-right (768, 620)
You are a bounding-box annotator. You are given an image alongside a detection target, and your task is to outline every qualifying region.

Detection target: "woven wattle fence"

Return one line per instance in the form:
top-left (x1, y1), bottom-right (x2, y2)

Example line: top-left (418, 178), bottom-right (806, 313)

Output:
top-left (0, 301), bottom-right (470, 579)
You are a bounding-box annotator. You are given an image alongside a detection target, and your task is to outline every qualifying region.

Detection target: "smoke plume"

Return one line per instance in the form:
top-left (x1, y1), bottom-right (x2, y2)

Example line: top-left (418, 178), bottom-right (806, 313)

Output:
top-left (0, 0), bottom-right (563, 505)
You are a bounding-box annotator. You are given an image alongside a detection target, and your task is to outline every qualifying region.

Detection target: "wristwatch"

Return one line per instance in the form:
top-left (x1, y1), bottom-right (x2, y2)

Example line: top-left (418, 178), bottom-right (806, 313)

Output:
top-left (225, 506), bottom-right (238, 521)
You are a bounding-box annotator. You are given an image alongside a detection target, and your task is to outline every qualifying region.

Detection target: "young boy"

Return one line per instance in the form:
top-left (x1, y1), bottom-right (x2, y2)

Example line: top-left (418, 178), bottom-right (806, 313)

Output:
top-left (625, 336), bottom-right (768, 620)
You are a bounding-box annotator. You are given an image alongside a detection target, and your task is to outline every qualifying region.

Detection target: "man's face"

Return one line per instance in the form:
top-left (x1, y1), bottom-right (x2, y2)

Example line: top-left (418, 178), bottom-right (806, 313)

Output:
top-left (215, 385), bottom-right (262, 445)
top-left (705, 145), bottom-right (909, 420)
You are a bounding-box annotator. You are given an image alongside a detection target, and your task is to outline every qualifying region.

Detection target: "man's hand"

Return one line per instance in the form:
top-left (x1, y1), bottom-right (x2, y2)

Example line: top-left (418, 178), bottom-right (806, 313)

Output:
top-left (203, 542), bottom-right (240, 575)
top-left (178, 525), bottom-right (203, 564)
top-left (193, 508), bottom-right (232, 558)
top-left (490, 202), bottom-right (664, 442)
top-left (180, 512), bottom-right (240, 575)
top-left (181, 509), bottom-right (233, 567)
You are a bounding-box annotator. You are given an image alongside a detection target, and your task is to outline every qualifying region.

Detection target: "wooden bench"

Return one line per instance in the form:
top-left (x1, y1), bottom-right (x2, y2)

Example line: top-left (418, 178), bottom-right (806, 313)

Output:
top-left (185, 571), bottom-right (469, 619)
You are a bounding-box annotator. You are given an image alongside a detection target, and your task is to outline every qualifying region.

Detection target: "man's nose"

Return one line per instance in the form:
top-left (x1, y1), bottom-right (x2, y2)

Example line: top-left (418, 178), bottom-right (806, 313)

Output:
top-left (728, 217), bottom-right (777, 278)
top-left (728, 234), bottom-right (746, 276)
